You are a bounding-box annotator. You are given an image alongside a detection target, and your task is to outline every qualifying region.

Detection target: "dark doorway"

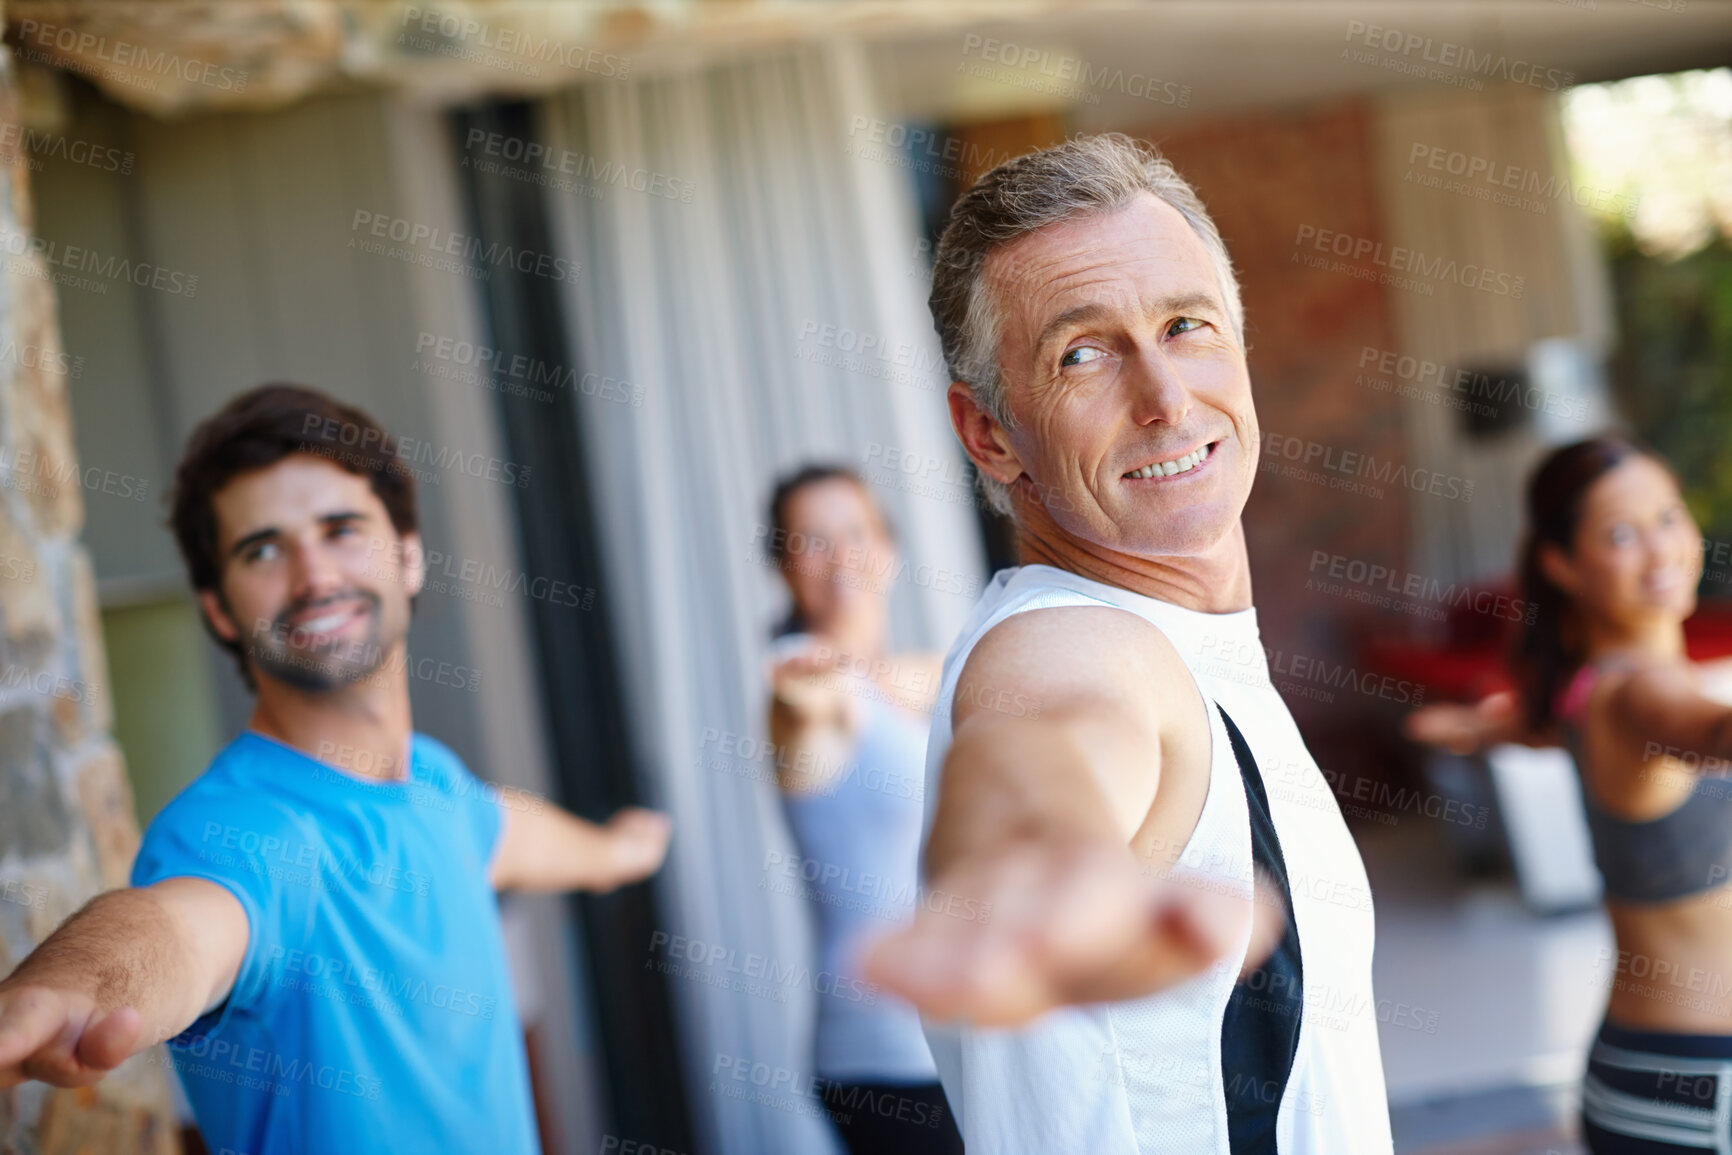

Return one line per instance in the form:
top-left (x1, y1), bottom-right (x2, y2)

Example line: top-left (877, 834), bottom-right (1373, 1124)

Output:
top-left (452, 99), bottom-right (697, 1155)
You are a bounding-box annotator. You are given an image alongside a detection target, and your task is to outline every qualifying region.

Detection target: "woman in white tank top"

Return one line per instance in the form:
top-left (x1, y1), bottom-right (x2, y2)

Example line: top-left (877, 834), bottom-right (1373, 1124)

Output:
top-left (764, 466), bottom-right (963, 1155)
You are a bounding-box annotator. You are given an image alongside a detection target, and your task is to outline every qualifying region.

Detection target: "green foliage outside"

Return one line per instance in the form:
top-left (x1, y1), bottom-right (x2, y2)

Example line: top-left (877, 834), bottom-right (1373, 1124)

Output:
top-left (1602, 223), bottom-right (1732, 587)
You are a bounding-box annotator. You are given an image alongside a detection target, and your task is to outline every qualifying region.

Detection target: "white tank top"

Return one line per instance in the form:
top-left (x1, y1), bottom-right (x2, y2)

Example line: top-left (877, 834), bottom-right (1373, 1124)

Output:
top-left (920, 565), bottom-right (1392, 1154)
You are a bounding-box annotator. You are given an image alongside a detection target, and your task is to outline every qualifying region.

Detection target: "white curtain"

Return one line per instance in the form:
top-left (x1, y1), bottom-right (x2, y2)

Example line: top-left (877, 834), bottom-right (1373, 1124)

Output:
top-left (539, 42), bottom-right (985, 1155)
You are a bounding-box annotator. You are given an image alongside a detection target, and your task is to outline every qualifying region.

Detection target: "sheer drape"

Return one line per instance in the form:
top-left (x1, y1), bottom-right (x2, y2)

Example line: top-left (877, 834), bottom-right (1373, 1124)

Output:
top-left (540, 42), bottom-right (986, 1154)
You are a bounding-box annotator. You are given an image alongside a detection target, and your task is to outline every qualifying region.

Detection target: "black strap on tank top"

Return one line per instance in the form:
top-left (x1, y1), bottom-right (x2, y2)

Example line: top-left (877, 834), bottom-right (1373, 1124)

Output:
top-left (1216, 705), bottom-right (1304, 1154)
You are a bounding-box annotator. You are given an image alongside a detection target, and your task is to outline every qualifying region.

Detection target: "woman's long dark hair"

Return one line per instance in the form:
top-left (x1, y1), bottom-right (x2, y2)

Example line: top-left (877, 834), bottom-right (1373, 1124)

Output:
top-left (1511, 436), bottom-right (1646, 729)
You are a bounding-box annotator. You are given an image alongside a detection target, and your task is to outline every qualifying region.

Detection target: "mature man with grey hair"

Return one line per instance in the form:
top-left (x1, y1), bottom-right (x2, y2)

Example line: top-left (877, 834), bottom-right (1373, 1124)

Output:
top-left (866, 134), bottom-right (1393, 1153)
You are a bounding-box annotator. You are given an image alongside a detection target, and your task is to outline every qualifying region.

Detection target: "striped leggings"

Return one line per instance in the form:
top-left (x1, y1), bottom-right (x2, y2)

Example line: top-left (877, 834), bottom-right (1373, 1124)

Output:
top-left (1583, 1019), bottom-right (1732, 1153)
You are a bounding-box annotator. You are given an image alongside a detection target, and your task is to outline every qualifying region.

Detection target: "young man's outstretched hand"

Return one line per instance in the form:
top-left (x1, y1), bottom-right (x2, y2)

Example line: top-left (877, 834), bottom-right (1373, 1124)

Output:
top-left (490, 803), bottom-right (672, 893)
top-left (0, 877), bottom-right (248, 1089)
top-left (0, 988), bottom-right (144, 1088)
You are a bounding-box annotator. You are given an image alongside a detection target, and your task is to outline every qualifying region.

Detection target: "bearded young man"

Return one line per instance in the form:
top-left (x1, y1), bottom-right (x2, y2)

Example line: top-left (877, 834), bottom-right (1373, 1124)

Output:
top-left (0, 384), bottom-right (669, 1155)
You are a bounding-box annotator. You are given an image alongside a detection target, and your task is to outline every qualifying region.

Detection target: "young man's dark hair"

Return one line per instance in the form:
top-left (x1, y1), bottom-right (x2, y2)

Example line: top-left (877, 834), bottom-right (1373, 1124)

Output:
top-left (169, 383), bottom-right (418, 682)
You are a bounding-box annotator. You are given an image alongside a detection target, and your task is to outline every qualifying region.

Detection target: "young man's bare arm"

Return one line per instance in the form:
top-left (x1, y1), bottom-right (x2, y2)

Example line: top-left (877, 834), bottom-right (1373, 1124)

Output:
top-left (489, 802), bottom-right (671, 893)
top-left (865, 605), bottom-right (1273, 1027)
top-left (0, 877), bottom-right (248, 1088)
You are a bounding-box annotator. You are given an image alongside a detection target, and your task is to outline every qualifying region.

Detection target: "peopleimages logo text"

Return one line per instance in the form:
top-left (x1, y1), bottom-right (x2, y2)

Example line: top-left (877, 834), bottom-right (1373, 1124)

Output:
top-left (1342, 21), bottom-right (1574, 91)
top-left (349, 211), bottom-right (580, 285)
top-left (17, 19), bottom-right (249, 92)
top-left (1294, 225), bottom-right (1524, 298)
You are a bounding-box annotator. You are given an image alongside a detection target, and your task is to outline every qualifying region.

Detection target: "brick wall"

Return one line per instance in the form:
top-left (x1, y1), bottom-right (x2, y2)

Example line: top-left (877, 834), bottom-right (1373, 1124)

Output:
top-left (1140, 99), bottom-right (1415, 775)
top-left (0, 11), bottom-right (180, 1151)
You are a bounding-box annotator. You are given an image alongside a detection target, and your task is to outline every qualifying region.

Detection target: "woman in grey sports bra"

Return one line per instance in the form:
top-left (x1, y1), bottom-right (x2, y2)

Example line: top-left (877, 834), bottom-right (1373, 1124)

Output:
top-left (1409, 436), bottom-right (1732, 1154)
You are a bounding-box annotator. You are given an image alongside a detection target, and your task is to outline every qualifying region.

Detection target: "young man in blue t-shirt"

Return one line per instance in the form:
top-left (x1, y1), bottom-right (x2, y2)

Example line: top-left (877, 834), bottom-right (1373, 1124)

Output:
top-left (0, 384), bottom-right (670, 1154)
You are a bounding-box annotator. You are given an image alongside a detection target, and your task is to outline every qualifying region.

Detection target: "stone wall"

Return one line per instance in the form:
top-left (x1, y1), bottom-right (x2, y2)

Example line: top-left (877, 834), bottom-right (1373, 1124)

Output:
top-left (0, 3), bottom-right (180, 1149)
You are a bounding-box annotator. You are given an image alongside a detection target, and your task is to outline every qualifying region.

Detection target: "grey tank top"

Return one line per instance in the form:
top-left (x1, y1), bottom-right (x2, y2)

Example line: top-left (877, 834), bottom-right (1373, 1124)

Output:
top-left (771, 633), bottom-right (938, 1080)
top-left (1559, 660), bottom-right (1732, 904)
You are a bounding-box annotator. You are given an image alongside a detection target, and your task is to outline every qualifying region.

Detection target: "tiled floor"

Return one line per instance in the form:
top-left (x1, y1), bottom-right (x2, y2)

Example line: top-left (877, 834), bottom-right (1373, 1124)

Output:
top-left (1361, 824), bottom-right (1612, 1155)
top-left (1390, 1086), bottom-right (1584, 1155)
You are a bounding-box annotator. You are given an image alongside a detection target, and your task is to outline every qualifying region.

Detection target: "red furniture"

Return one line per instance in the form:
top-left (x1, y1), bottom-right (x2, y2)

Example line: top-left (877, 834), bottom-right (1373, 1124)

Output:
top-left (1361, 592), bottom-right (1732, 702)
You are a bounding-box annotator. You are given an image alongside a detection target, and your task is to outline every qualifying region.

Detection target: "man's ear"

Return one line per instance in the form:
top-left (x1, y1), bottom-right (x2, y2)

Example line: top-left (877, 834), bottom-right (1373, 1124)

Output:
top-left (198, 587), bottom-right (239, 644)
top-left (946, 382), bottom-right (1024, 488)
top-left (1538, 541), bottom-right (1581, 599)
top-left (399, 531), bottom-right (426, 598)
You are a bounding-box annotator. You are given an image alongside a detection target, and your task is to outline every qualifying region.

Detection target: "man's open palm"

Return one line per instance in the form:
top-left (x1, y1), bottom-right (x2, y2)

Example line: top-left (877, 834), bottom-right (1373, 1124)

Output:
top-left (862, 839), bottom-right (1283, 1027)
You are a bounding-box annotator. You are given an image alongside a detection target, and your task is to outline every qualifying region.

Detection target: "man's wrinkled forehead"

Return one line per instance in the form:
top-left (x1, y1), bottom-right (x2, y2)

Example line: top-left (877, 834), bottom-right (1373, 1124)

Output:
top-left (984, 194), bottom-right (1223, 336)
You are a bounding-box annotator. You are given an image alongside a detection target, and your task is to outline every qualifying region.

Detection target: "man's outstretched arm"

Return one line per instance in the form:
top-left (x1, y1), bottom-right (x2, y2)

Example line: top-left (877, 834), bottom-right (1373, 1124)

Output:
top-left (489, 801), bottom-right (671, 893)
top-left (0, 877), bottom-right (249, 1088)
top-left (864, 605), bottom-right (1278, 1027)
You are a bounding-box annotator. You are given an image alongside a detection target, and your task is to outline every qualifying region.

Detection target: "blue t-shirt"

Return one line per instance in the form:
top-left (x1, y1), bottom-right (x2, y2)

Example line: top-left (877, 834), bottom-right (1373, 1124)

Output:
top-left (131, 731), bottom-right (540, 1155)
